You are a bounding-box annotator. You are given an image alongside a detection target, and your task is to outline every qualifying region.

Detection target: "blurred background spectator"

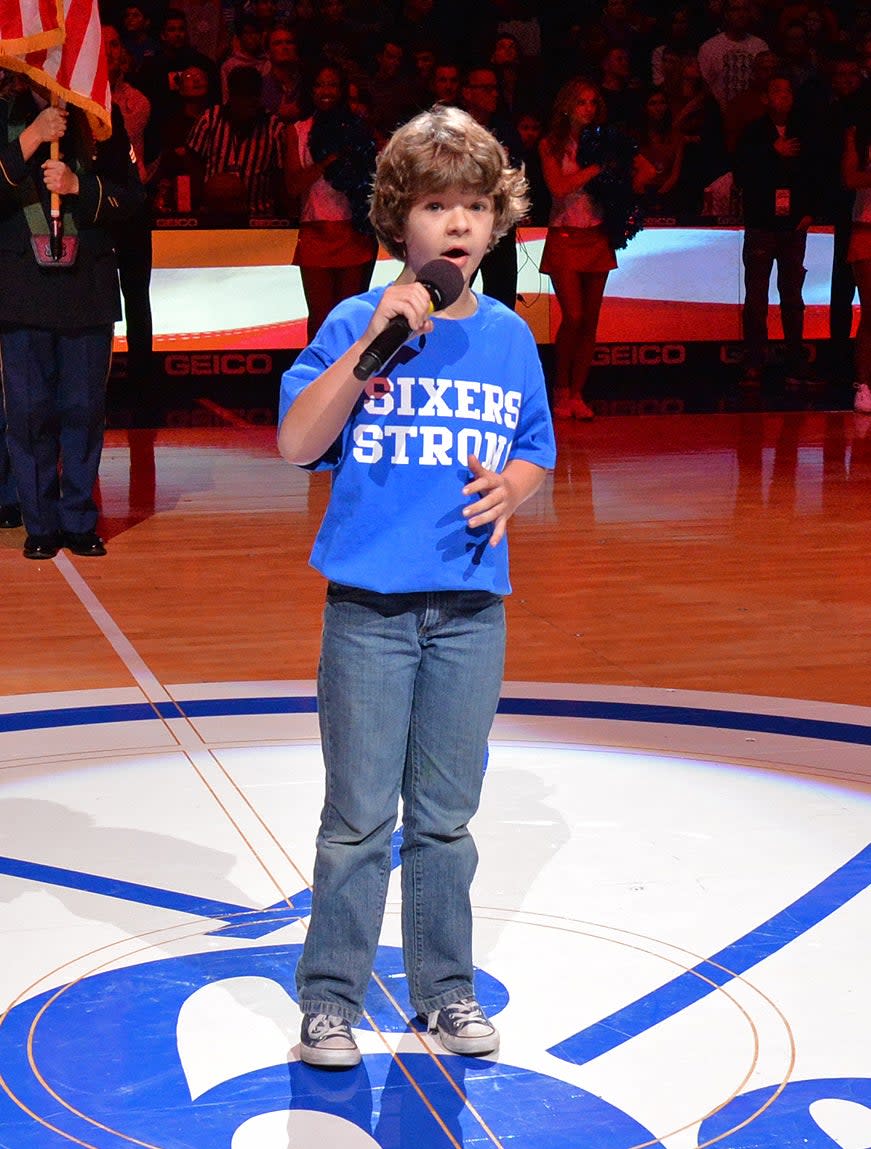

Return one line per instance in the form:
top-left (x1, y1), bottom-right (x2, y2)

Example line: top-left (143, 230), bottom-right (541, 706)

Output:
top-left (91, 0), bottom-right (871, 404)
top-left (651, 5), bottom-right (700, 85)
top-left (121, 2), bottom-right (159, 73)
top-left (841, 95), bottom-right (871, 411)
top-left (515, 106), bottom-right (550, 224)
top-left (261, 22), bottom-right (303, 123)
top-left (825, 50), bottom-right (870, 384)
top-left (632, 85), bottom-right (686, 217)
top-left (697, 0), bottom-right (769, 110)
top-left (176, 0), bottom-right (230, 63)
top-left (134, 7), bottom-right (220, 154)
top-left (186, 64), bottom-right (287, 220)
top-left (284, 62), bottom-right (379, 340)
top-left (723, 47), bottom-right (779, 153)
top-left (220, 12), bottom-right (269, 99)
top-left (460, 61), bottom-right (524, 308)
top-left (488, 31), bottom-right (540, 117)
top-left (599, 45), bottom-right (644, 131)
top-left (733, 72), bottom-right (822, 386)
top-left (104, 22), bottom-right (157, 421)
top-left (297, 0), bottom-right (363, 76)
top-left (431, 58), bottom-right (461, 105)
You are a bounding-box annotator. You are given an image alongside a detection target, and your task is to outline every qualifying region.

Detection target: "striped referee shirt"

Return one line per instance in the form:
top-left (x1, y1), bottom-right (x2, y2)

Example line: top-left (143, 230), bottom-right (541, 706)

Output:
top-left (187, 104), bottom-right (286, 215)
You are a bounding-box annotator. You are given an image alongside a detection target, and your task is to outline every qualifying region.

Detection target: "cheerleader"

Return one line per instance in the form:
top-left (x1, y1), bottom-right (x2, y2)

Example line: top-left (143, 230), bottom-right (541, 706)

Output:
top-left (285, 63), bottom-right (378, 342)
top-left (539, 77), bottom-right (651, 420)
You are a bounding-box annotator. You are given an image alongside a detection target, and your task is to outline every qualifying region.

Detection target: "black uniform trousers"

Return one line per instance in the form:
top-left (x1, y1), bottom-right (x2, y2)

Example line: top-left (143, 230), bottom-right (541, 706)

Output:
top-left (0, 324), bottom-right (113, 537)
top-left (474, 225), bottom-right (518, 311)
top-left (830, 214), bottom-right (856, 380)
top-left (115, 204), bottom-right (154, 386)
top-left (0, 400), bottom-right (16, 505)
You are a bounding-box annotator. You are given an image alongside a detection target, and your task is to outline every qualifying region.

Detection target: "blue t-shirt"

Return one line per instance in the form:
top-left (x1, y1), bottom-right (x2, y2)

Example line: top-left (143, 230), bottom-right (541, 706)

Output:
top-left (279, 287), bottom-right (556, 595)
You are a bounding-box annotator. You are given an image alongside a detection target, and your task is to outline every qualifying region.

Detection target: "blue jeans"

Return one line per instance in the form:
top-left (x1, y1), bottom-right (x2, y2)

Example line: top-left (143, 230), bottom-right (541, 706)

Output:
top-left (296, 583), bottom-right (506, 1023)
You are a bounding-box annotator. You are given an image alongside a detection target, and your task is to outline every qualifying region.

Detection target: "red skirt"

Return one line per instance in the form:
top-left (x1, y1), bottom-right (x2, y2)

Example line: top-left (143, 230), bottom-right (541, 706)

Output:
top-left (540, 224), bottom-right (617, 275)
top-left (293, 219), bottom-right (377, 268)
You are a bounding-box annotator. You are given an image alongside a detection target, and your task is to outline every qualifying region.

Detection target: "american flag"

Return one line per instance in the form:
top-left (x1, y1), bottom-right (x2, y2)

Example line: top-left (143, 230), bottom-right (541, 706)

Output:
top-left (0, 0), bottom-right (111, 139)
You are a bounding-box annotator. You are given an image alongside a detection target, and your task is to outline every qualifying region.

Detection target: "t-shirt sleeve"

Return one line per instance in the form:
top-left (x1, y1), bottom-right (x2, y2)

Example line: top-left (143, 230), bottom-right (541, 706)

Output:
top-left (277, 293), bottom-right (375, 470)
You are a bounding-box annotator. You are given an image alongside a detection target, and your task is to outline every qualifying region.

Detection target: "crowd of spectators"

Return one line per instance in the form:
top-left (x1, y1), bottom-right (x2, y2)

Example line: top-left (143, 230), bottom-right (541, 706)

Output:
top-left (88, 0), bottom-right (871, 405)
top-left (94, 0), bottom-right (871, 230)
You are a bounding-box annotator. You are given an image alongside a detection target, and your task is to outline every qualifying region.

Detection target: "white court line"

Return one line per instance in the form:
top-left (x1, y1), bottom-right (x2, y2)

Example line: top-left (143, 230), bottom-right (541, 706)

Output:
top-left (54, 551), bottom-right (171, 705)
top-left (51, 550), bottom-right (310, 902)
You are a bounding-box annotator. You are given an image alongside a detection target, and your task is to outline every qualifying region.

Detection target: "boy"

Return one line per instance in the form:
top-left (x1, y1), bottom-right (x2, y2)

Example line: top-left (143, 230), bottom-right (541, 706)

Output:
top-left (278, 104), bottom-right (556, 1068)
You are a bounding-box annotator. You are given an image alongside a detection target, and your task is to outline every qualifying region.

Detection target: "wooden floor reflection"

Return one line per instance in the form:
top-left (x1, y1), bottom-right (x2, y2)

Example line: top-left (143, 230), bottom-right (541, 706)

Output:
top-left (1, 409), bottom-right (869, 707)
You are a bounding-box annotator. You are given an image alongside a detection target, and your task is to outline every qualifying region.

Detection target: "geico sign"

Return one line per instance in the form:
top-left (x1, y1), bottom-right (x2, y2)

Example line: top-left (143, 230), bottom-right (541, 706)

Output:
top-left (591, 344), bottom-right (686, 366)
top-left (154, 217), bottom-right (199, 228)
top-left (164, 353), bottom-right (274, 376)
top-left (720, 342), bottom-right (815, 365)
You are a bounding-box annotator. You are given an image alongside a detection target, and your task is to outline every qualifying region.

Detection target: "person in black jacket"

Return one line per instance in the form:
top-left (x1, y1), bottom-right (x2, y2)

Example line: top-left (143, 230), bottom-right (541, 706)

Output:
top-left (0, 77), bottom-right (144, 559)
top-left (460, 63), bottom-right (525, 310)
top-left (733, 72), bottom-right (821, 386)
top-left (823, 53), bottom-right (869, 385)
top-left (0, 71), bottom-right (23, 532)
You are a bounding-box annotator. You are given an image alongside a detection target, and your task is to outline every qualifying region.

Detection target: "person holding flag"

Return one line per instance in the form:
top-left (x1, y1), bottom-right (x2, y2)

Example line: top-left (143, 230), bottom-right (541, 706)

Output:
top-left (0, 0), bottom-right (144, 560)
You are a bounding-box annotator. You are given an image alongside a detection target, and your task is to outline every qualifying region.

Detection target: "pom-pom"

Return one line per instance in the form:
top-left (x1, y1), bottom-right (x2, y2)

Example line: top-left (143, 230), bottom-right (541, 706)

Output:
top-left (309, 108), bottom-right (377, 236)
top-left (577, 124), bottom-right (645, 250)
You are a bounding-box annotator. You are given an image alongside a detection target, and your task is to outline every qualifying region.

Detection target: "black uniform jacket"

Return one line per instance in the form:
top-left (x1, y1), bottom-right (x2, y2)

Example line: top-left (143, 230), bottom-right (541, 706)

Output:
top-left (0, 92), bottom-right (144, 329)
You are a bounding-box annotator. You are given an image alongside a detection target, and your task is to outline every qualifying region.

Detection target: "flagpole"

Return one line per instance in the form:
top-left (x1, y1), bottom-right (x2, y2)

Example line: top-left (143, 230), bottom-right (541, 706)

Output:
top-left (49, 94), bottom-right (64, 261)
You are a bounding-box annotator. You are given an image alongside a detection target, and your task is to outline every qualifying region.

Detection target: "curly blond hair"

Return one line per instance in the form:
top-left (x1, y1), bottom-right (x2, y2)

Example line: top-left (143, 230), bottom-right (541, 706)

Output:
top-left (369, 104), bottom-right (529, 260)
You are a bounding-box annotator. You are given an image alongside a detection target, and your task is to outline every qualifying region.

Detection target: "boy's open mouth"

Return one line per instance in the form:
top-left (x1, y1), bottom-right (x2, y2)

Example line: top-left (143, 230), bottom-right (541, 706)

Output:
top-left (441, 248), bottom-right (469, 259)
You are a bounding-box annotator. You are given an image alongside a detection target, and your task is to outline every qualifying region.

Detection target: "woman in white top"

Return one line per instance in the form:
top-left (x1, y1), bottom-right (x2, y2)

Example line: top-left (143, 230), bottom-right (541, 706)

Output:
top-left (285, 63), bottom-right (378, 342)
top-left (842, 117), bottom-right (871, 413)
top-left (539, 78), bottom-right (616, 421)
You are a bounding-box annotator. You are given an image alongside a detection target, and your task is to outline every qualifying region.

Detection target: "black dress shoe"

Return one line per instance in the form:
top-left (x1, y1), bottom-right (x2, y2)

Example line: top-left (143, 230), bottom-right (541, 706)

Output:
top-left (23, 534), bottom-right (59, 560)
top-left (0, 503), bottom-right (22, 529)
top-left (61, 530), bottom-right (107, 556)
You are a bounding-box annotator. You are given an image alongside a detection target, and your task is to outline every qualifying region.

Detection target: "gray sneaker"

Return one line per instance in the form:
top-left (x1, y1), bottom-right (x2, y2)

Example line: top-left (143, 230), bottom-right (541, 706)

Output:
top-left (299, 1013), bottom-right (361, 1068)
top-left (426, 997), bottom-right (499, 1056)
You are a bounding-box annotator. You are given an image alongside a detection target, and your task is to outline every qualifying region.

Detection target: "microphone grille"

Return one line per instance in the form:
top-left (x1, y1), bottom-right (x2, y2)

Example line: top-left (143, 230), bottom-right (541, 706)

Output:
top-left (417, 258), bottom-right (465, 311)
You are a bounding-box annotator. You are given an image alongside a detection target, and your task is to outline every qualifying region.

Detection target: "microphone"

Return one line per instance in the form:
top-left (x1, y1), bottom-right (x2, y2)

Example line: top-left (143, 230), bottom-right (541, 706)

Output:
top-left (353, 258), bottom-right (465, 382)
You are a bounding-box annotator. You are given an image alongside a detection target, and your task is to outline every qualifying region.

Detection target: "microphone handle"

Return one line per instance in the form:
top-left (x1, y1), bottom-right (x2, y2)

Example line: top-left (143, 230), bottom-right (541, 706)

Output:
top-left (353, 314), bottom-right (412, 382)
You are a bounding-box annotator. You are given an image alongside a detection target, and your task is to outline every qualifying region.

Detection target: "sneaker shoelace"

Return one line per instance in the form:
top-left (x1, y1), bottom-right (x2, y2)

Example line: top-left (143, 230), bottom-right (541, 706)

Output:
top-left (308, 1014), bottom-right (352, 1042)
top-left (443, 999), bottom-right (490, 1031)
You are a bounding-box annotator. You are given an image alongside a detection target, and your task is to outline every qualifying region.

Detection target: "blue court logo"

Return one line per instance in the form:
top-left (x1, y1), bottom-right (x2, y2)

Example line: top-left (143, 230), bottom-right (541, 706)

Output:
top-left (1, 933), bottom-right (870, 1148)
top-left (2, 691), bottom-right (871, 1147)
top-left (0, 942), bottom-right (667, 1149)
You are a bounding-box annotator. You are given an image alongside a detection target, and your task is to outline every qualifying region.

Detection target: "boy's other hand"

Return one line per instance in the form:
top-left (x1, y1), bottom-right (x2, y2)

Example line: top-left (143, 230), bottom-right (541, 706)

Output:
top-left (461, 454), bottom-right (517, 546)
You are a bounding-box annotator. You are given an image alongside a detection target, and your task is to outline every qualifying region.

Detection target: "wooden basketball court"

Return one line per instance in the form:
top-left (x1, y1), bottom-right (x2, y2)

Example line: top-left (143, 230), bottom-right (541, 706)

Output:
top-left (1, 407), bottom-right (870, 1149)
top-left (2, 409), bottom-right (869, 704)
